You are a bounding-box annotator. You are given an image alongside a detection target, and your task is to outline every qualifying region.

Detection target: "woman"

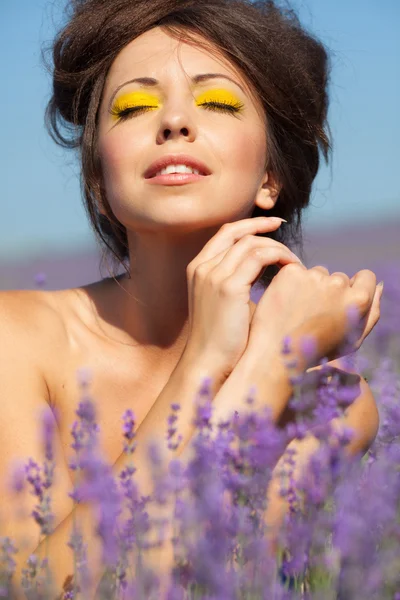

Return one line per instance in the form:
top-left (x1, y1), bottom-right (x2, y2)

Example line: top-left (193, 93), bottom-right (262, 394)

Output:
top-left (0, 0), bottom-right (381, 596)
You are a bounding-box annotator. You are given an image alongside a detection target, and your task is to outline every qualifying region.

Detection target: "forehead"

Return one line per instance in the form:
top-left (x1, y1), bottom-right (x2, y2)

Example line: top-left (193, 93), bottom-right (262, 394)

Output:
top-left (103, 26), bottom-right (252, 96)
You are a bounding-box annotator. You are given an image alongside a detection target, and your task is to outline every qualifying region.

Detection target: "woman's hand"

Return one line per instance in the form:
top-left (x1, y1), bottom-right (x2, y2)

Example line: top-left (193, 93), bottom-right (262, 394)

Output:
top-left (183, 217), bottom-right (303, 379)
top-left (246, 264), bottom-right (382, 372)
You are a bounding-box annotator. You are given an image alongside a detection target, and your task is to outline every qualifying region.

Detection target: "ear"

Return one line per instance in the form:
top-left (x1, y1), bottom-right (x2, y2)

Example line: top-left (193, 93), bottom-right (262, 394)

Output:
top-left (254, 171), bottom-right (282, 211)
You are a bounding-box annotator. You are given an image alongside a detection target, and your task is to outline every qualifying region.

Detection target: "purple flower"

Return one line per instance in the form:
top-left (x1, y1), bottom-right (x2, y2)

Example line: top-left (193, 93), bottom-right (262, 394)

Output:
top-left (66, 521), bottom-right (91, 596)
top-left (24, 457), bottom-right (55, 536)
top-left (281, 335), bottom-right (293, 355)
top-left (122, 409), bottom-right (136, 440)
top-left (40, 406), bottom-right (56, 463)
top-left (34, 272), bottom-right (47, 287)
top-left (122, 408), bottom-right (137, 455)
top-left (165, 581), bottom-right (185, 599)
top-left (20, 554), bottom-right (50, 595)
top-left (76, 398), bottom-right (97, 426)
top-left (68, 397), bottom-right (100, 475)
top-left (0, 536), bottom-right (17, 591)
top-left (190, 376), bottom-right (215, 430)
top-left (25, 459), bottom-right (43, 501)
top-left (167, 403), bottom-right (183, 451)
top-left (75, 366), bottom-right (93, 391)
top-left (67, 394), bottom-right (123, 572)
top-left (7, 459), bottom-right (26, 494)
top-left (299, 333), bottom-right (318, 364)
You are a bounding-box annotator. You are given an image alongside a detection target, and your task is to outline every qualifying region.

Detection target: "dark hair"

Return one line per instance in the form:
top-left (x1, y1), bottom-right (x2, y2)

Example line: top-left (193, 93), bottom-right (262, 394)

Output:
top-left (44, 0), bottom-right (332, 287)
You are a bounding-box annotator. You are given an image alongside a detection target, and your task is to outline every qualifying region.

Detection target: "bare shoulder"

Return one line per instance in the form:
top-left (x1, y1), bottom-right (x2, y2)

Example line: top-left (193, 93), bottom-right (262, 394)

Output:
top-left (0, 288), bottom-right (65, 339)
top-left (0, 289), bottom-right (67, 396)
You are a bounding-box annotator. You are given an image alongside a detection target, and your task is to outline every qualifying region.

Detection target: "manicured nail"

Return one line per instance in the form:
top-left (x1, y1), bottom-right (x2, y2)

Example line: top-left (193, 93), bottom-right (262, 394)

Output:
top-left (291, 252), bottom-right (303, 263)
top-left (270, 217), bottom-right (288, 224)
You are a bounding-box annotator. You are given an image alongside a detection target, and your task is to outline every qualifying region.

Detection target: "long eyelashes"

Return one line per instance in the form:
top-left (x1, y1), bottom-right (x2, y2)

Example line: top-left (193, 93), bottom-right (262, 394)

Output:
top-left (200, 99), bottom-right (244, 114)
top-left (111, 99), bottom-right (244, 122)
top-left (110, 105), bottom-right (156, 120)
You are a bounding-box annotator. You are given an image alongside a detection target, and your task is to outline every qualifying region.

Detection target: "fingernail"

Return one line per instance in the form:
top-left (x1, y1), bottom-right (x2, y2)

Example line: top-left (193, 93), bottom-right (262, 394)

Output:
top-left (271, 217), bottom-right (288, 223)
top-left (291, 252), bottom-right (303, 263)
top-left (377, 281), bottom-right (384, 293)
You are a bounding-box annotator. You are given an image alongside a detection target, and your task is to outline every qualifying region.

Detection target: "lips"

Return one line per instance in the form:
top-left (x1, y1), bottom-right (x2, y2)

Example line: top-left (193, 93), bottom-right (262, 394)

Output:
top-left (144, 154), bottom-right (211, 179)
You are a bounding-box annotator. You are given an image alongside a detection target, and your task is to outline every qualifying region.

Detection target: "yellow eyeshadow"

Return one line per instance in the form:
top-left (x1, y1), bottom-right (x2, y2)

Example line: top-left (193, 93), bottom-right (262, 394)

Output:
top-left (195, 88), bottom-right (242, 105)
top-left (111, 91), bottom-right (160, 116)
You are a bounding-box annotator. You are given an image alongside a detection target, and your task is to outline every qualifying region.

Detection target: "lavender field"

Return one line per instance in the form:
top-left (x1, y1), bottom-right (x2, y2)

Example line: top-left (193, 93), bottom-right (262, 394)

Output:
top-left (1, 217), bottom-right (399, 598)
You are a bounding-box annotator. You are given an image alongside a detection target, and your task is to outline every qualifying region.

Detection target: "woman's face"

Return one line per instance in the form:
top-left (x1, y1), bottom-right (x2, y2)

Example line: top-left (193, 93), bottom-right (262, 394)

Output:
top-left (97, 27), bottom-right (274, 235)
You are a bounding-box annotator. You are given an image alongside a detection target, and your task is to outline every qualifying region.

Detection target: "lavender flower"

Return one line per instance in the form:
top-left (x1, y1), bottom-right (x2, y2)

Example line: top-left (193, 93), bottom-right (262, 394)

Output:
top-left (0, 537), bottom-right (18, 597)
top-left (122, 408), bottom-right (137, 454)
top-left (8, 459), bottom-right (27, 495)
top-left (69, 399), bottom-right (122, 569)
top-left (34, 272), bottom-right (47, 287)
top-left (167, 403), bottom-right (183, 452)
top-left (2, 279), bottom-right (400, 599)
top-left (23, 407), bottom-right (57, 539)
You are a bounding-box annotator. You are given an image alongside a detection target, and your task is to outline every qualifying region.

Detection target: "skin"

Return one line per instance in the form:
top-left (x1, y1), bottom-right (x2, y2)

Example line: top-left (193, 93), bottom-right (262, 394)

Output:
top-left (96, 26), bottom-right (280, 360)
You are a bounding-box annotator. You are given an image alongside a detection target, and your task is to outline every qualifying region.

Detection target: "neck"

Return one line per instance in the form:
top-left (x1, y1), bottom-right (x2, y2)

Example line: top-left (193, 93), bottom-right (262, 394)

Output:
top-left (112, 225), bottom-right (220, 352)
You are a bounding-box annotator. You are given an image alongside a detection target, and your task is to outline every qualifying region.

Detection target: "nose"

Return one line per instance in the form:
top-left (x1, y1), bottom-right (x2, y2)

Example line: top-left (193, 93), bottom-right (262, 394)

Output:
top-left (160, 125), bottom-right (190, 141)
top-left (156, 100), bottom-right (196, 144)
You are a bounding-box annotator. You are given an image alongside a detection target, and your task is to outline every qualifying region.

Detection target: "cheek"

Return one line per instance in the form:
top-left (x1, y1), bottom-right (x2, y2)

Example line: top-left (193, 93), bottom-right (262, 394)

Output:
top-left (221, 125), bottom-right (267, 182)
top-left (99, 137), bottom-right (126, 188)
top-left (98, 129), bottom-right (147, 186)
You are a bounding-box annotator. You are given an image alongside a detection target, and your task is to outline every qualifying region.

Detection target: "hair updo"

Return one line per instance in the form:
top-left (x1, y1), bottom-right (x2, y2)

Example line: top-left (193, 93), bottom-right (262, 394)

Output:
top-left (45, 0), bottom-right (332, 287)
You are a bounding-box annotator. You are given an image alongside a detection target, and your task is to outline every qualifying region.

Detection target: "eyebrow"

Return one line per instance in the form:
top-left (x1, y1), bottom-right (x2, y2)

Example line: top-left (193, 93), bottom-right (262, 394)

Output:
top-left (108, 73), bottom-right (246, 110)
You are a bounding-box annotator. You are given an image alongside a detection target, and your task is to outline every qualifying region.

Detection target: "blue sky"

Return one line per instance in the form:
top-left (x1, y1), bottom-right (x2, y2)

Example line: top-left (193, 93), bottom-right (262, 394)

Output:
top-left (1, 0), bottom-right (399, 260)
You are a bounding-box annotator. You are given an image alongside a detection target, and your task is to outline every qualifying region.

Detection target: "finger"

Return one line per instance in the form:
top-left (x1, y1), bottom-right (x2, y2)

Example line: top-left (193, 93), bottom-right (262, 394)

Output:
top-left (348, 270), bottom-right (377, 314)
top-left (330, 271), bottom-right (350, 285)
top-left (191, 237), bottom-right (301, 280)
top-left (188, 238), bottom-right (294, 325)
top-left (349, 269), bottom-right (376, 288)
top-left (210, 236), bottom-right (302, 279)
top-left (354, 283), bottom-right (382, 347)
top-left (341, 270), bottom-right (378, 350)
top-left (276, 260), bottom-right (307, 272)
top-left (188, 217), bottom-right (285, 270)
top-left (220, 247), bottom-right (302, 291)
top-left (187, 246), bottom-right (230, 323)
top-left (348, 271), bottom-right (381, 317)
top-left (310, 265), bottom-right (330, 275)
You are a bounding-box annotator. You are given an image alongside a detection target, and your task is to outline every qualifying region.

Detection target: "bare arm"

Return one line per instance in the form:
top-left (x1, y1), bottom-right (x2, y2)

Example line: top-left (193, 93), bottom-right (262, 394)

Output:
top-left (195, 349), bottom-right (379, 550)
top-left (262, 366), bottom-right (379, 547)
top-left (25, 346), bottom-right (297, 597)
top-left (25, 344), bottom-right (378, 597)
top-left (24, 350), bottom-right (227, 598)
top-left (147, 355), bottom-right (377, 591)
top-left (16, 281), bottom-right (381, 597)
top-left (0, 292), bottom-right (75, 599)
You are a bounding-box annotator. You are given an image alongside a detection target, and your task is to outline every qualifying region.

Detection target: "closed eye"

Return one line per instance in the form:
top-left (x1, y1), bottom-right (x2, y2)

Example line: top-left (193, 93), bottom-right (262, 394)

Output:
top-left (199, 100), bottom-right (244, 114)
top-left (111, 105), bottom-right (157, 120)
top-left (111, 99), bottom-right (245, 121)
